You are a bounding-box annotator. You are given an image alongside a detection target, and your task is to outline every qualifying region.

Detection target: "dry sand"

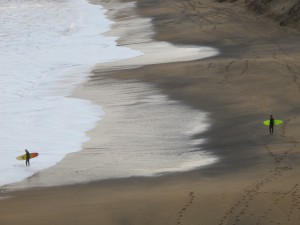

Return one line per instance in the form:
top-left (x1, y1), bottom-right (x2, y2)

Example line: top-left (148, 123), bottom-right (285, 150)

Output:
top-left (1, 0), bottom-right (300, 225)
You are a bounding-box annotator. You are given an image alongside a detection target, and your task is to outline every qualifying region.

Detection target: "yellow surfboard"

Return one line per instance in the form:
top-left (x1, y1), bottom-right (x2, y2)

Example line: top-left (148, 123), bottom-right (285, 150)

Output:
top-left (16, 153), bottom-right (39, 160)
top-left (263, 120), bottom-right (283, 126)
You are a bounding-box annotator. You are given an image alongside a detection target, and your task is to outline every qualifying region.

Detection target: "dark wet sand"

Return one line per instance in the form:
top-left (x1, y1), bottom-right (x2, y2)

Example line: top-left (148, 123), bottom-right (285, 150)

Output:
top-left (1, 0), bottom-right (300, 224)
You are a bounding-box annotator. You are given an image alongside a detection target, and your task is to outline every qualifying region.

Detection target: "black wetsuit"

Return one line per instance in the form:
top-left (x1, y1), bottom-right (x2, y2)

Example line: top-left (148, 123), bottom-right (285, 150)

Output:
top-left (269, 118), bottom-right (274, 135)
top-left (25, 150), bottom-right (30, 166)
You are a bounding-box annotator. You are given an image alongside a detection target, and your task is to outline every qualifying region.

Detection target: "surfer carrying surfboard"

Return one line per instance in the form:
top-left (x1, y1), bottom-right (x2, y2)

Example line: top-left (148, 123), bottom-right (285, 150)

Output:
top-left (269, 115), bottom-right (274, 135)
top-left (25, 149), bottom-right (30, 166)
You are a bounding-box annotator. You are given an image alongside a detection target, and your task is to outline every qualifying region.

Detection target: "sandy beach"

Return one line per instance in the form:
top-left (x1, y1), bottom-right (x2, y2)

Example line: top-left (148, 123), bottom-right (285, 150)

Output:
top-left (1, 0), bottom-right (300, 225)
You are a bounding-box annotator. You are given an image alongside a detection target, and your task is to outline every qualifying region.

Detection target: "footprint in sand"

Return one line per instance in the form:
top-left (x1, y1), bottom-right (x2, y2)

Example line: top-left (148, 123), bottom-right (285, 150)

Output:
top-left (175, 191), bottom-right (196, 225)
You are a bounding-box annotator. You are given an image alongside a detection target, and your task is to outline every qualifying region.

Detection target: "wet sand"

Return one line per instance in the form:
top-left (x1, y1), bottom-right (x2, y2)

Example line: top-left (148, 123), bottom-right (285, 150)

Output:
top-left (1, 0), bottom-right (300, 225)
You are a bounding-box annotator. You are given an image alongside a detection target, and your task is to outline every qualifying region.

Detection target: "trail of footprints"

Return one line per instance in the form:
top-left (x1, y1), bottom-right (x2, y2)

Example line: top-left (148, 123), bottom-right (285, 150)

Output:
top-left (218, 133), bottom-right (298, 224)
top-left (255, 184), bottom-right (300, 225)
top-left (219, 180), bottom-right (300, 225)
top-left (286, 184), bottom-right (300, 223)
top-left (176, 191), bottom-right (195, 225)
top-left (174, 182), bottom-right (299, 225)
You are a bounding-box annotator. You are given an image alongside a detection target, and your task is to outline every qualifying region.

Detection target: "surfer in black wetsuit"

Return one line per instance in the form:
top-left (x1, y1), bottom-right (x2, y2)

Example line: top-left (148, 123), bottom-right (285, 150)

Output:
top-left (25, 149), bottom-right (30, 166)
top-left (269, 115), bottom-right (274, 135)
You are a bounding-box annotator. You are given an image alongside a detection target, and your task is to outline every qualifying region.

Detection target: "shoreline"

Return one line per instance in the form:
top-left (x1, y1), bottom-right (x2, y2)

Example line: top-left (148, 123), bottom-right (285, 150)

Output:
top-left (1, 0), bottom-right (300, 225)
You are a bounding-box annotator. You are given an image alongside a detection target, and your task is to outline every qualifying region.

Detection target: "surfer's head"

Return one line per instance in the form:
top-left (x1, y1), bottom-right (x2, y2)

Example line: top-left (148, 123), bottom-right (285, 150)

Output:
top-left (270, 115), bottom-right (273, 119)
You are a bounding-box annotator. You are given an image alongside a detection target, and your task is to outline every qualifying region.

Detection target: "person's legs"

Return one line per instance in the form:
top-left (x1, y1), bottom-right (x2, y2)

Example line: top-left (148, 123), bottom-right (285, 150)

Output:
top-left (26, 159), bottom-right (30, 166)
top-left (270, 126), bottom-right (274, 135)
